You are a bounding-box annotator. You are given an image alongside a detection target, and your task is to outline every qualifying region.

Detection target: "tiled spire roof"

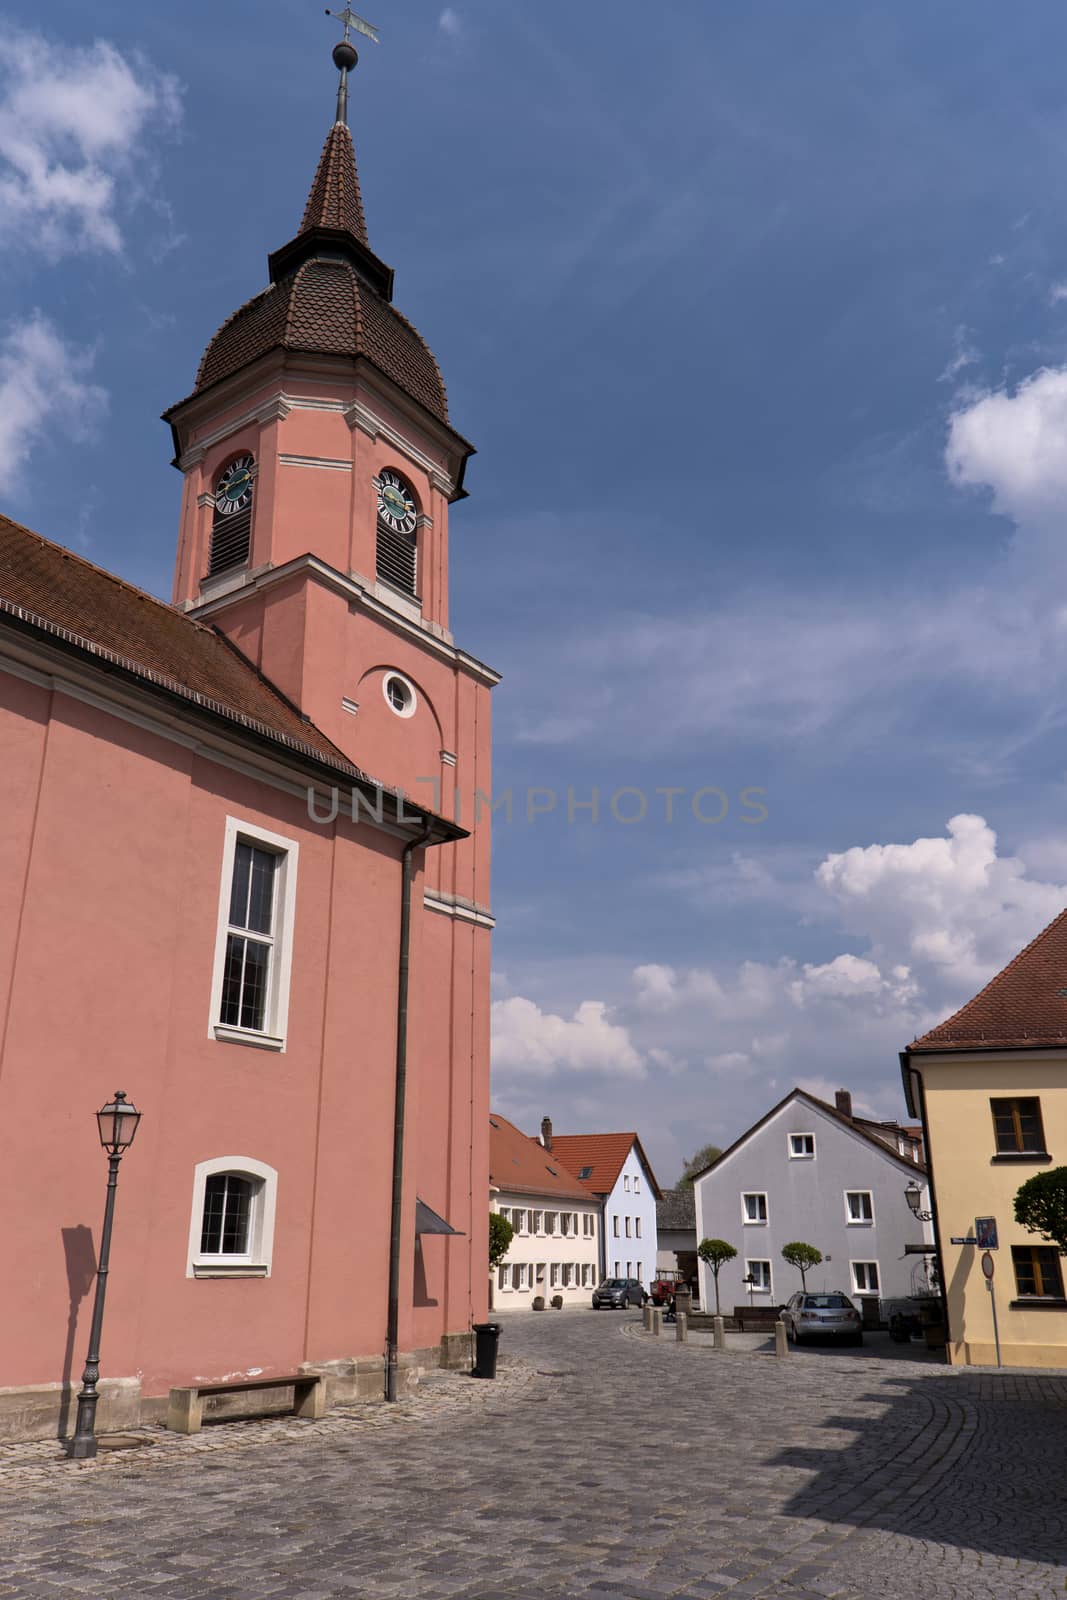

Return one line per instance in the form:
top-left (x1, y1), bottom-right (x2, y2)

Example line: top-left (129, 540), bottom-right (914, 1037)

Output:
top-left (300, 121), bottom-right (369, 244)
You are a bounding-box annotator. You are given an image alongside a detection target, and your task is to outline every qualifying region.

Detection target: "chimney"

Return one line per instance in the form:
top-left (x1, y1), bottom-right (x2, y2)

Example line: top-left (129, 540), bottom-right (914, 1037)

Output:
top-left (835, 1089), bottom-right (853, 1120)
top-left (541, 1116), bottom-right (553, 1151)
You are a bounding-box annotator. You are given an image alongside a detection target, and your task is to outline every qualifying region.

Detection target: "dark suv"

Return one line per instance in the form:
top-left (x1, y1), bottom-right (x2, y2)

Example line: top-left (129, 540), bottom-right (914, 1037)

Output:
top-left (592, 1277), bottom-right (647, 1310)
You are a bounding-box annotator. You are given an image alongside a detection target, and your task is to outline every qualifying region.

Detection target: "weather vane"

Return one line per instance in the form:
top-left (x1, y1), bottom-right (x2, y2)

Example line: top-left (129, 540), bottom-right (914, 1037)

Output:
top-left (324, 4), bottom-right (380, 125)
top-left (325, 4), bottom-right (380, 47)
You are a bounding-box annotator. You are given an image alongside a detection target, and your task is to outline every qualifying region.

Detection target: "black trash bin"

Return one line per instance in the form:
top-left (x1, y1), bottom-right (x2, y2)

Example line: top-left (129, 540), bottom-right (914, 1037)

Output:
top-left (472, 1322), bottom-right (501, 1379)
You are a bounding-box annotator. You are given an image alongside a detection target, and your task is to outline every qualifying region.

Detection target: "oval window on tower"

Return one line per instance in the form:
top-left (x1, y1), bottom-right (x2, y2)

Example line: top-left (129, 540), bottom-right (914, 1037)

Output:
top-left (382, 672), bottom-right (417, 719)
top-left (208, 455), bottom-right (255, 576)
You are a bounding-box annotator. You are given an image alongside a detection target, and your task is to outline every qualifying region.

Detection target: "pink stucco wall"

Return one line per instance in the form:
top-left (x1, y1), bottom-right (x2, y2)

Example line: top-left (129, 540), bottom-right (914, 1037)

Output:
top-left (0, 660), bottom-right (489, 1401)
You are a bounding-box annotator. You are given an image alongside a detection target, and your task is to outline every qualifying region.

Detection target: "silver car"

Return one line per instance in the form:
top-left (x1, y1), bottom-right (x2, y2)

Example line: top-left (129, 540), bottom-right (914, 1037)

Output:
top-left (781, 1291), bottom-right (863, 1345)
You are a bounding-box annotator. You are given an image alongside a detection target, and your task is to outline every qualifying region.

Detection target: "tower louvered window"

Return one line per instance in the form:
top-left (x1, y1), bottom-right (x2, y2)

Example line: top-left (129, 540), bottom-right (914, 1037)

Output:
top-left (208, 455), bottom-right (255, 577)
top-left (375, 468), bottom-right (419, 597)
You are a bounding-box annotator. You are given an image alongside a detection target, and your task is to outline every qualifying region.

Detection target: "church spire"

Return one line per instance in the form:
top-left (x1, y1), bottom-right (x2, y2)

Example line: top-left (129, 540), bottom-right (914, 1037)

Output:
top-left (300, 10), bottom-right (380, 245)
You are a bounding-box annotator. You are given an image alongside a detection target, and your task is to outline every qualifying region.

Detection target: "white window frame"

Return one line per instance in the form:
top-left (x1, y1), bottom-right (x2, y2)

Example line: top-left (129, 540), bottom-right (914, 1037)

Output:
top-left (625, 1216), bottom-right (632, 1237)
top-left (613, 1215), bottom-right (620, 1237)
top-left (845, 1190), bottom-right (874, 1226)
top-left (746, 1259), bottom-right (772, 1294)
top-left (544, 1211), bottom-right (557, 1236)
top-left (186, 1156), bottom-right (278, 1279)
top-left (634, 1175), bottom-right (641, 1194)
top-left (742, 1191), bottom-right (768, 1225)
top-left (635, 1217), bottom-right (642, 1238)
top-left (497, 1263), bottom-right (509, 1291)
top-left (550, 1263), bottom-right (560, 1288)
top-left (623, 1174), bottom-right (630, 1192)
top-left (851, 1260), bottom-right (880, 1296)
top-left (531, 1209), bottom-right (543, 1235)
top-left (788, 1132), bottom-right (816, 1160)
top-left (209, 817), bottom-right (299, 1051)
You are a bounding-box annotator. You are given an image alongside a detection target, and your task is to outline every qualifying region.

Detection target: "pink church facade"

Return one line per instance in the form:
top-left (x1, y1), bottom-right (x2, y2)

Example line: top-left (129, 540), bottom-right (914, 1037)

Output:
top-left (0, 69), bottom-right (495, 1441)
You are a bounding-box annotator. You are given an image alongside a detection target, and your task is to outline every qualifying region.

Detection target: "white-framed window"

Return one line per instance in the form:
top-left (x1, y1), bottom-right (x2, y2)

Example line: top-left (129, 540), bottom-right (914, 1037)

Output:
top-left (852, 1261), bottom-right (880, 1295)
top-left (583, 1264), bottom-right (595, 1288)
top-left (788, 1132), bottom-right (815, 1159)
top-left (624, 1175), bottom-right (630, 1192)
top-left (613, 1216), bottom-right (620, 1237)
top-left (514, 1209), bottom-right (528, 1234)
top-left (845, 1190), bottom-right (874, 1225)
top-left (742, 1192), bottom-right (768, 1224)
top-left (583, 1213), bottom-right (595, 1237)
top-left (625, 1217), bottom-right (632, 1237)
top-left (511, 1263), bottom-right (528, 1291)
top-left (561, 1212), bottom-right (572, 1236)
top-left (626, 1261), bottom-right (632, 1277)
top-left (209, 818), bottom-right (298, 1051)
top-left (544, 1211), bottom-right (557, 1235)
top-left (636, 1261), bottom-right (642, 1281)
top-left (614, 1261), bottom-right (621, 1277)
top-left (634, 1175), bottom-right (641, 1194)
top-left (186, 1156), bottom-right (278, 1278)
top-left (497, 1264), bottom-right (509, 1291)
top-left (746, 1259), bottom-right (772, 1294)
top-left (562, 1263), bottom-right (573, 1287)
top-left (382, 671), bottom-right (418, 719)
top-left (635, 1217), bottom-right (642, 1238)
top-left (531, 1209), bottom-right (543, 1235)
top-left (550, 1263), bottom-right (560, 1288)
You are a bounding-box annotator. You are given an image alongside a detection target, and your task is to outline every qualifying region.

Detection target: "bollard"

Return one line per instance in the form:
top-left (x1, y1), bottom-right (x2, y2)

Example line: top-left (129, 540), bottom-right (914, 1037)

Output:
top-left (713, 1315), bottom-right (725, 1350)
top-left (643, 1302), bottom-right (652, 1331)
top-left (676, 1313), bottom-right (688, 1343)
top-left (775, 1319), bottom-right (788, 1358)
top-left (651, 1308), bottom-right (662, 1336)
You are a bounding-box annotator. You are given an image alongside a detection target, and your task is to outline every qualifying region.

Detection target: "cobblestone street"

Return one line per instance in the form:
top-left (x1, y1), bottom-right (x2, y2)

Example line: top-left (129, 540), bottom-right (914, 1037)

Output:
top-left (3, 1310), bottom-right (1067, 1599)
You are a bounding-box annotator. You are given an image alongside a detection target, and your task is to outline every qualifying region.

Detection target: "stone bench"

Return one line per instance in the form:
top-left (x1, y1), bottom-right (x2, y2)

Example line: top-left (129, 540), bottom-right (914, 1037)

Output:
top-left (166, 1372), bottom-right (326, 1435)
top-left (733, 1306), bottom-right (785, 1334)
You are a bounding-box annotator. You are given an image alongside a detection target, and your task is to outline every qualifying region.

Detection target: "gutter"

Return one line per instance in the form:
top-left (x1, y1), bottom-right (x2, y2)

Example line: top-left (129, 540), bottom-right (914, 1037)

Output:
top-left (899, 1050), bottom-right (951, 1354)
top-left (385, 817), bottom-right (441, 1402)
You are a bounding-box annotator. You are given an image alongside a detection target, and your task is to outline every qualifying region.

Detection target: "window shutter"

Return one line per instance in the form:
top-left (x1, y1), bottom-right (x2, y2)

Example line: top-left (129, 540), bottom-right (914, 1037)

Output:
top-left (208, 504), bottom-right (252, 576)
top-left (376, 519), bottom-right (417, 595)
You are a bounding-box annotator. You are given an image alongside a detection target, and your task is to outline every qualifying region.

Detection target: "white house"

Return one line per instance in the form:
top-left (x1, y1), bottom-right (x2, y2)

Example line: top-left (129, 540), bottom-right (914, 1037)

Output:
top-left (692, 1088), bottom-right (934, 1316)
top-left (548, 1123), bottom-right (661, 1292)
top-left (489, 1113), bottom-right (601, 1308)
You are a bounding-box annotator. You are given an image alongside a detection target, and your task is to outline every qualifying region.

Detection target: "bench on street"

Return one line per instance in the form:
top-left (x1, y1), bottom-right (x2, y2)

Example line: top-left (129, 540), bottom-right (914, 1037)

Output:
top-left (166, 1372), bottom-right (326, 1434)
top-left (733, 1306), bottom-right (784, 1334)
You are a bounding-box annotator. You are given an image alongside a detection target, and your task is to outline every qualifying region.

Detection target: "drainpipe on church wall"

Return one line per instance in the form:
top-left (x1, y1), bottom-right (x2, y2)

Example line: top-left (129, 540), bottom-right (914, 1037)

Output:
top-left (386, 817), bottom-right (435, 1403)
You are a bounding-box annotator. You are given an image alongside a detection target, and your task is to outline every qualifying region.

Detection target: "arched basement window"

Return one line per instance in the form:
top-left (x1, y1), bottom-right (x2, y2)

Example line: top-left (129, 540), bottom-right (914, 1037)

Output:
top-left (375, 468), bottom-right (418, 596)
top-left (208, 454), bottom-right (255, 576)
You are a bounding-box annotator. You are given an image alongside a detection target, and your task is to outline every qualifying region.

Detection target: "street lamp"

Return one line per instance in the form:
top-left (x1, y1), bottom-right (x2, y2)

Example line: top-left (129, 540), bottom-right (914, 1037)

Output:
top-left (69, 1092), bottom-right (142, 1460)
top-left (905, 1180), bottom-right (933, 1223)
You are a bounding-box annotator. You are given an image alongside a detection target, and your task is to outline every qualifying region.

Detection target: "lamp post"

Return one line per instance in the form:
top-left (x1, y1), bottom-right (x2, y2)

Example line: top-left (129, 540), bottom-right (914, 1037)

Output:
top-left (69, 1092), bottom-right (142, 1460)
top-left (905, 1180), bottom-right (933, 1223)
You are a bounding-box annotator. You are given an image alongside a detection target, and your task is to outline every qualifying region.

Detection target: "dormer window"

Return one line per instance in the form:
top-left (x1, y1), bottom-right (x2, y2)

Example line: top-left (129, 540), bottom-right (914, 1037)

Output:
top-left (376, 468), bottom-right (418, 596)
top-left (208, 455), bottom-right (255, 576)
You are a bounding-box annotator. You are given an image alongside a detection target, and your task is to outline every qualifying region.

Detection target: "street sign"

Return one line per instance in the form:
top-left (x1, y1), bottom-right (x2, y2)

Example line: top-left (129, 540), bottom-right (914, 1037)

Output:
top-left (981, 1251), bottom-right (995, 1280)
top-left (975, 1217), bottom-right (999, 1250)
top-left (950, 1236), bottom-right (978, 1245)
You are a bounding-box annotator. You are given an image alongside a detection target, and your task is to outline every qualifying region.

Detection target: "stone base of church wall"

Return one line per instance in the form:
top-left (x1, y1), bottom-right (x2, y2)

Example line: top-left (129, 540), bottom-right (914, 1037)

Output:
top-left (0, 1332), bottom-right (475, 1443)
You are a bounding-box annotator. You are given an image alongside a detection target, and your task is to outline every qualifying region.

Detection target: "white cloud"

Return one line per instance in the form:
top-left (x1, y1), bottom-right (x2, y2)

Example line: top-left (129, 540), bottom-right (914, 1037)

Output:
top-left (1050, 283), bottom-right (1067, 305)
top-left (0, 313), bottom-right (107, 494)
top-left (438, 9), bottom-right (462, 37)
top-left (946, 366), bottom-right (1067, 529)
top-left (491, 995), bottom-right (643, 1077)
top-left (0, 26), bottom-right (181, 258)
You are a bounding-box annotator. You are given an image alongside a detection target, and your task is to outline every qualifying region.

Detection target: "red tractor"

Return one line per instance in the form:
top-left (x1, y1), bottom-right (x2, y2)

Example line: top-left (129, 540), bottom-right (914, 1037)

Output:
top-left (649, 1269), bottom-right (686, 1306)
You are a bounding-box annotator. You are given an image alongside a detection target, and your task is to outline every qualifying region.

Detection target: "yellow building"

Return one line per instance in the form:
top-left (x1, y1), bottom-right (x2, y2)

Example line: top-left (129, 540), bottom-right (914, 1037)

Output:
top-left (902, 911), bottom-right (1067, 1368)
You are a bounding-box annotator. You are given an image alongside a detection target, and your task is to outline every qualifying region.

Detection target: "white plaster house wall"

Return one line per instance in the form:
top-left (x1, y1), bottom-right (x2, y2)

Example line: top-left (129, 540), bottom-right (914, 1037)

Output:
top-left (603, 1146), bottom-right (659, 1292)
top-left (491, 1192), bottom-right (600, 1308)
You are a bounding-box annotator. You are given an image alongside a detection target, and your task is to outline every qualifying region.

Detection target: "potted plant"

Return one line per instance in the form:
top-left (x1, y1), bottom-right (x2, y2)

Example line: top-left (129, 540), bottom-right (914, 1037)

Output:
top-left (532, 1295), bottom-right (545, 1310)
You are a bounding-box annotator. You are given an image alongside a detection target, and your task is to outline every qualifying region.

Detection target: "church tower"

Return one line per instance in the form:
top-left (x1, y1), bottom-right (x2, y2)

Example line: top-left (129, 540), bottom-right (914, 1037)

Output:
top-left (163, 29), bottom-right (496, 848)
top-left (164, 27), bottom-right (495, 1354)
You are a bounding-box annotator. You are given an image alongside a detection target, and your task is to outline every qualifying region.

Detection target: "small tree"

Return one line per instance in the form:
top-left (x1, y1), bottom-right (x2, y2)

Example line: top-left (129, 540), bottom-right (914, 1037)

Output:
top-left (697, 1238), bottom-right (738, 1315)
top-left (489, 1212), bottom-right (514, 1271)
top-left (781, 1241), bottom-right (822, 1290)
top-left (679, 1144), bottom-right (724, 1187)
top-left (1014, 1168), bottom-right (1067, 1252)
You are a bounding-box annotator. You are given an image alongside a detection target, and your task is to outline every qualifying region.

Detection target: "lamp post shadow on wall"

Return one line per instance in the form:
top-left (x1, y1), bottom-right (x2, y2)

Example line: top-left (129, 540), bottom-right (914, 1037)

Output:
top-left (67, 1092), bottom-right (142, 1461)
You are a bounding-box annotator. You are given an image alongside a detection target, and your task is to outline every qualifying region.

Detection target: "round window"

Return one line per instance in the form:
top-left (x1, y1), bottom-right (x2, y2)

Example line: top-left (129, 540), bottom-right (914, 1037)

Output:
top-left (382, 672), bottom-right (416, 718)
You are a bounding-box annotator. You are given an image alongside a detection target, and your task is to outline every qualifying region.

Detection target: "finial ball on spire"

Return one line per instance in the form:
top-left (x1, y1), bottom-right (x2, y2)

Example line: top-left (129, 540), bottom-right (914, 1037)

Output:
top-left (333, 39), bottom-right (359, 71)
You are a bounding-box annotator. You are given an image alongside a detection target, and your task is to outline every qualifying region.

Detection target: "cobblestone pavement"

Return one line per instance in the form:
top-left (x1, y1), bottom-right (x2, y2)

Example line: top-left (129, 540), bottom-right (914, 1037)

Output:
top-left (3, 1310), bottom-right (1067, 1598)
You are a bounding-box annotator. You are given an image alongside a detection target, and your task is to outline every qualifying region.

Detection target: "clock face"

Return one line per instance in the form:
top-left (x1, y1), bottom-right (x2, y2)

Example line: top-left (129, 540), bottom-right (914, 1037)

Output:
top-left (215, 455), bottom-right (255, 516)
top-left (377, 470), bottom-right (417, 535)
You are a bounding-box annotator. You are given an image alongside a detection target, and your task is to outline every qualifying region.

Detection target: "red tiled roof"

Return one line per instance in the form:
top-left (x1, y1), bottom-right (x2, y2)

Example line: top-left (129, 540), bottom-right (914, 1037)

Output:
top-left (0, 512), bottom-right (384, 785)
top-left (549, 1132), bottom-right (662, 1200)
top-left (909, 908), bottom-right (1067, 1051)
top-left (489, 1113), bottom-right (591, 1201)
top-left (301, 122), bottom-right (368, 242)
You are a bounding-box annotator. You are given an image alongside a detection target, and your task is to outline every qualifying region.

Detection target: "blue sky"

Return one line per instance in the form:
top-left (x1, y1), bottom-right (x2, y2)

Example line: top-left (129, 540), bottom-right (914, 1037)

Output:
top-left (9, 1), bottom-right (1067, 1185)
